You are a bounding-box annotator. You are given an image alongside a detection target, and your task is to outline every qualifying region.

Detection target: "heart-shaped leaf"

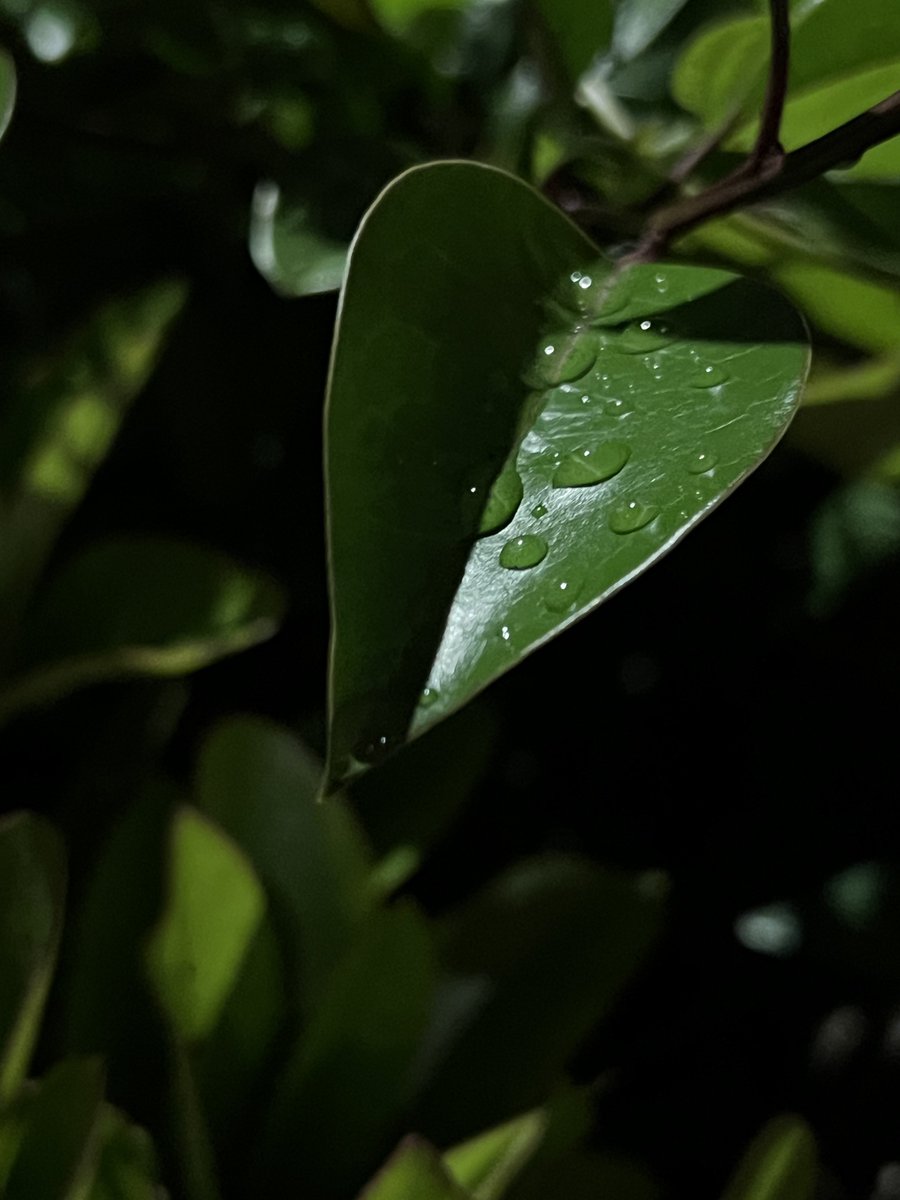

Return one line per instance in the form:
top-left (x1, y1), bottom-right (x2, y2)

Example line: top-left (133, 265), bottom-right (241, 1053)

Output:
top-left (325, 161), bottom-right (808, 785)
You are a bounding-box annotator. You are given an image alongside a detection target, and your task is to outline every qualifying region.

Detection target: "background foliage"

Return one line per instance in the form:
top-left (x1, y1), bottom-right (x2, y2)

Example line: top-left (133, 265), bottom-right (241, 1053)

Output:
top-left (1, 0), bottom-right (900, 1196)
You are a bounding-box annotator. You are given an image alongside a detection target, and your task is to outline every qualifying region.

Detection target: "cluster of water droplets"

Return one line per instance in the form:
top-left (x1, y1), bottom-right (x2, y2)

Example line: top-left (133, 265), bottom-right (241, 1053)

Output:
top-left (460, 266), bottom-right (736, 643)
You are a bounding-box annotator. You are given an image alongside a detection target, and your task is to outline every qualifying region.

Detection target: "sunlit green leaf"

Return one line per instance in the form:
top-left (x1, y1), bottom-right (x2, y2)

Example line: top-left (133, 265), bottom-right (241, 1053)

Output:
top-left (0, 813), bottom-right (66, 1106)
top-left (612, 0), bottom-right (690, 62)
top-left (2, 1058), bottom-right (105, 1200)
top-left (195, 716), bottom-right (373, 1006)
top-left (722, 1115), bottom-right (817, 1200)
top-left (260, 905), bottom-right (436, 1195)
top-left (325, 162), bottom-right (808, 784)
top-left (359, 1136), bottom-right (470, 1200)
top-left (0, 537), bottom-right (284, 723)
top-left (0, 281), bottom-right (187, 647)
top-left (146, 807), bottom-right (266, 1045)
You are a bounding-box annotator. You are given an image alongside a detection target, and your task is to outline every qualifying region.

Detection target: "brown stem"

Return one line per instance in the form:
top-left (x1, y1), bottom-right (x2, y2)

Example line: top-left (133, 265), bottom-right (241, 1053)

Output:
top-left (748, 0), bottom-right (790, 170)
top-left (628, 90), bottom-right (900, 262)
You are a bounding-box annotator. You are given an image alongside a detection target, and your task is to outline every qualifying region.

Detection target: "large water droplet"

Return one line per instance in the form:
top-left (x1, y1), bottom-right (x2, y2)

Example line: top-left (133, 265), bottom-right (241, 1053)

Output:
top-left (618, 319), bottom-right (673, 354)
top-left (691, 364), bottom-right (729, 388)
top-left (499, 533), bottom-right (548, 569)
top-left (552, 441), bottom-right (630, 488)
top-left (418, 686), bottom-right (439, 708)
top-left (526, 334), bottom-right (597, 387)
top-left (609, 499), bottom-right (659, 533)
top-left (478, 466), bottom-right (523, 535)
top-left (531, 502), bottom-right (548, 518)
top-left (544, 577), bottom-right (581, 613)
top-left (686, 448), bottom-right (719, 475)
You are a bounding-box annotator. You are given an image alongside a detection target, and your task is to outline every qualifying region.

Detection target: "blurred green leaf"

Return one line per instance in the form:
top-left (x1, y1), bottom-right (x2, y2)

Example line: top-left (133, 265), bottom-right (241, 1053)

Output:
top-left (416, 856), bottom-right (666, 1139)
top-left (195, 715), bottom-right (373, 1007)
top-left (360, 1136), bottom-right (470, 1200)
top-left (0, 812), bottom-right (66, 1106)
top-left (326, 161), bottom-right (808, 786)
top-left (352, 702), bottom-right (497, 893)
top-left (721, 1115), bottom-right (817, 1200)
top-left (808, 480), bottom-right (900, 615)
top-left (536, 0), bottom-right (613, 82)
top-left (674, 0), bottom-right (900, 179)
top-left (3, 1058), bottom-right (105, 1200)
top-left (146, 807), bottom-right (266, 1045)
top-left (0, 537), bottom-right (284, 722)
top-left (261, 905), bottom-right (437, 1194)
top-left (250, 181), bottom-right (348, 297)
top-left (0, 46), bottom-right (15, 141)
top-left (0, 282), bottom-right (187, 649)
top-left (89, 1107), bottom-right (162, 1200)
top-left (444, 1109), bottom-right (546, 1200)
top-left (510, 1150), bottom-right (660, 1200)
top-left (612, 0), bottom-right (690, 62)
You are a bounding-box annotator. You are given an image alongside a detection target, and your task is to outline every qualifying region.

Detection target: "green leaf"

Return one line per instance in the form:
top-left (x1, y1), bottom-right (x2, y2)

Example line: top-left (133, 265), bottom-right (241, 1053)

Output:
top-left (359, 1136), bottom-right (471, 1200)
top-left (722, 1116), bottom-right (817, 1200)
top-left (0, 813), bottom-right (66, 1105)
top-left (250, 181), bottom-right (348, 297)
top-left (536, 0), bottom-right (613, 82)
top-left (674, 0), bottom-right (900, 179)
top-left (260, 905), bottom-right (437, 1194)
top-left (195, 716), bottom-right (373, 1007)
top-left (0, 537), bottom-right (284, 723)
top-left (416, 856), bottom-right (666, 1139)
top-left (0, 47), bottom-right (15, 142)
top-left (352, 701), bottom-right (498, 892)
top-left (3, 1058), bottom-right (105, 1200)
top-left (0, 282), bottom-right (187, 650)
top-left (612, 0), bottom-right (690, 62)
top-left (325, 161), bottom-right (808, 784)
top-left (88, 1107), bottom-right (162, 1200)
top-left (444, 1110), bottom-right (546, 1200)
top-left (145, 807), bottom-right (266, 1045)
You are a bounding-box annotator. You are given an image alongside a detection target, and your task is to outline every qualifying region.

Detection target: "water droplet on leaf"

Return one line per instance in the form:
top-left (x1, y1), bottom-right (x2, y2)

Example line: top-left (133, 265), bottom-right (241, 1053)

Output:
top-left (499, 534), bottom-right (548, 569)
top-left (418, 686), bottom-right (439, 708)
top-left (618, 320), bottom-right (673, 354)
top-left (526, 334), bottom-right (597, 386)
top-left (552, 441), bottom-right (630, 488)
top-left (609, 499), bottom-right (658, 533)
top-left (531, 502), bottom-right (548, 518)
top-left (478, 466), bottom-right (523, 535)
top-left (544, 577), bottom-right (581, 613)
top-left (686, 448), bottom-right (718, 474)
top-left (691, 364), bottom-right (729, 388)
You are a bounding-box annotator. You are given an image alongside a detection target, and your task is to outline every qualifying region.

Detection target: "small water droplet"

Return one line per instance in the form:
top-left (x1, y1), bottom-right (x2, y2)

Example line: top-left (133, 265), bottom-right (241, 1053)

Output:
top-left (553, 441), bottom-right (630, 488)
top-left (686, 448), bottom-right (719, 475)
top-left (531, 502), bottom-right (548, 518)
top-left (580, 394), bottom-right (590, 405)
top-left (478, 466), bottom-right (524, 535)
top-left (544, 577), bottom-right (581, 613)
top-left (691, 364), bottom-right (729, 388)
top-left (618, 320), bottom-right (673, 354)
top-left (500, 624), bottom-right (511, 641)
top-left (419, 686), bottom-right (439, 708)
top-left (499, 534), bottom-right (548, 569)
top-left (526, 334), bottom-right (597, 387)
top-left (570, 271), bottom-right (582, 283)
top-left (654, 271), bottom-right (669, 294)
top-left (609, 499), bottom-right (659, 533)
top-left (356, 733), bottom-right (400, 763)
top-left (578, 275), bottom-right (592, 290)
